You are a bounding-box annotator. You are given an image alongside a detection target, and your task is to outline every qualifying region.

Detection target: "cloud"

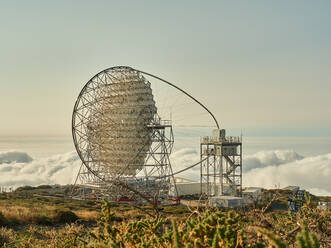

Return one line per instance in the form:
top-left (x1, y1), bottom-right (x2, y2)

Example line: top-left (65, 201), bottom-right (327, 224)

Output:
top-left (171, 148), bottom-right (199, 170)
top-left (0, 151), bottom-right (33, 164)
top-left (243, 150), bottom-right (304, 172)
top-left (170, 148), bottom-right (201, 181)
top-left (0, 149), bottom-right (330, 196)
top-left (243, 153), bottom-right (331, 196)
top-left (0, 151), bottom-right (80, 189)
top-left (170, 149), bottom-right (330, 196)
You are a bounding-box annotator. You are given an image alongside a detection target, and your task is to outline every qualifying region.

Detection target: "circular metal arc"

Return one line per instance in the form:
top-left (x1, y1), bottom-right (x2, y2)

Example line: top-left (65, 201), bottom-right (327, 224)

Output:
top-left (134, 69), bottom-right (220, 129)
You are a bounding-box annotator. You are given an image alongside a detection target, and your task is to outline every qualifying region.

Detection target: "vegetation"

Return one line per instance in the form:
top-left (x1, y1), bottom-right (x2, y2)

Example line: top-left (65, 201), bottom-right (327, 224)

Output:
top-left (0, 192), bottom-right (100, 225)
top-left (0, 187), bottom-right (329, 247)
top-left (82, 198), bottom-right (329, 248)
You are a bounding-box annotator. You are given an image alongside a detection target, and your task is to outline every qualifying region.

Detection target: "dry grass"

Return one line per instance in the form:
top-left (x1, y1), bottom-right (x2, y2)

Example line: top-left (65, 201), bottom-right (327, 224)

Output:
top-left (0, 191), bottom-right (330, 247)
top-left (0, 205), bottom-right (54, 224)
top-left (0, 227), bottom-right (15, 246)
top-left (0, 224), bottom-right (86, 248)
top-left (72, 210), bottom-right (99, 222)
top-left (0, 193), bottom-right (101, 225)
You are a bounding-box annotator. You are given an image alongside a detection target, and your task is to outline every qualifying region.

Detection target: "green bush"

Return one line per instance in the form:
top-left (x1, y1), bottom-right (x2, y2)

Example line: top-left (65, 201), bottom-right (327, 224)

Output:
top-left (296, 222), bottom-right (320, 248)
top-left (55, 210), bottom-right (78, 223)
top-left (0, 212), bottom-right (8, 226)
top-left (36, 184), bottom-right (52, 189)
top-left (36, 215), bottom-right (52, 225)
top-left (15, 186), bottom-right (36, 191)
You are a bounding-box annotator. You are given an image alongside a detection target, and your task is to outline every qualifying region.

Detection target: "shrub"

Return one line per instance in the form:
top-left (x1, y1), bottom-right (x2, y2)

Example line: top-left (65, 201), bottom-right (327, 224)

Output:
top-left (0, 212), bottom-right (8, 226)
top-left (55, 210), bottom-right (78, 223)
top-left (296, 222), bottom-right (320, 248)
top-left (15, 186), bottom-right (36, 191)
top-left (36, 215), bottom-right (52, 225)
top-left (36, 185), bottom-right (52, 189)
top-left (0, 227), bottom-right (15, 247)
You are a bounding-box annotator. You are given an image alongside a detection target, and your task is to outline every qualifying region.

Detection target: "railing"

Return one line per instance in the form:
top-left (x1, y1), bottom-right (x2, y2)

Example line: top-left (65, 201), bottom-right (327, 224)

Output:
top-left (151, 117), bottom-right (172, 126)
top-left (200, 136), bottom-right (241, 143)
top-left (161, 120), bottom-right (172, 126)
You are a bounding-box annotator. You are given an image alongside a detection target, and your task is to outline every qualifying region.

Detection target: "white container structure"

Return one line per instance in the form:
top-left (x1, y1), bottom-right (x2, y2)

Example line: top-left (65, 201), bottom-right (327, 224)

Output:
top-left (169, 178), bottom-right (236, 197)
top-left (242, 187), bottom-right (263, 204)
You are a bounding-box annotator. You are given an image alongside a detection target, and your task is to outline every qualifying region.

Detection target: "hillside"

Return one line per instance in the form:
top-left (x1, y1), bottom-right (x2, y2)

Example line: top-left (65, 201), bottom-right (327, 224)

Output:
top-left (0, 186), bottom-right (330, 247)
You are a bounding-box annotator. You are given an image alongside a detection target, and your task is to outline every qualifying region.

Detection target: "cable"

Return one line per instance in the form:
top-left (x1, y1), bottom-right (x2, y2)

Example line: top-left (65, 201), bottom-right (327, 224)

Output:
top-left (156, 157), bottom-right (208, 179)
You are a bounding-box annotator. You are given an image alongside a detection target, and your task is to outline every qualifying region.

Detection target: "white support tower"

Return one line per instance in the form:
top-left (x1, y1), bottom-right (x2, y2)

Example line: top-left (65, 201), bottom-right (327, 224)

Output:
top-left (200, 129), bottom-right (242, 197)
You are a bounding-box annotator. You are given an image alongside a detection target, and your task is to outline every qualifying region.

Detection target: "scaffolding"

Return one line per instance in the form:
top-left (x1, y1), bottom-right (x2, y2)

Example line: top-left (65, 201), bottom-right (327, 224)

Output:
top-left (200, 129), bottom-right (242, 197)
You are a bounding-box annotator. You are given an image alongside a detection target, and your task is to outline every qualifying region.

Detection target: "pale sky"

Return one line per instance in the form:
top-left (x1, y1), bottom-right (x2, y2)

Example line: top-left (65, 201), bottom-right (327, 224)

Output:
top-left (1, 1), bottom-right (330, 136)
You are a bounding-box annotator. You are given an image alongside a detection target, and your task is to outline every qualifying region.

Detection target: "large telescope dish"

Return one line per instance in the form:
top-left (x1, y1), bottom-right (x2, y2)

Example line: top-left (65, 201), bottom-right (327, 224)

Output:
top-left (72, 67), bottom-right (156, 178)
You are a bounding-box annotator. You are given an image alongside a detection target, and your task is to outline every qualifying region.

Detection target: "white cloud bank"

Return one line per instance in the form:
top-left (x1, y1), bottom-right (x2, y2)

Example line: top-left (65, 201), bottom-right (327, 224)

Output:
top-left (0, 149), bottom-right (330, 196)
top-left (171, 149), bottom-right (331, 196)
top-left (0, 151), bottom-right (80, 189)
top-left (243, 150), bottom-right (304, 172)
top-left (0, 151), bottom-right (33, 164)
top-left (243, 153), bottom-right (331, 196)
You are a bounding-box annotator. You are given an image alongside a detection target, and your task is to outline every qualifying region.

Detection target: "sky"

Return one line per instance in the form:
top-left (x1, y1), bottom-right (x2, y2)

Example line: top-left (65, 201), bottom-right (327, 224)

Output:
top-left (1, 1), bottom-right (331, 137)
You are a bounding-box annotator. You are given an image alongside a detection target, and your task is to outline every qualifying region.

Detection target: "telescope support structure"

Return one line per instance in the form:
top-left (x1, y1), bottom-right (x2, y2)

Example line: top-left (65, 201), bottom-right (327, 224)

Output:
top-left (200, 129), bottom-right (242, 197)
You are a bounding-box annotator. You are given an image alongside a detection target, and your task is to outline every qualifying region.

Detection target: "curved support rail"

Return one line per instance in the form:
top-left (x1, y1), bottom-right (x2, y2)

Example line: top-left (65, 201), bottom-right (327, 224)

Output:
top-left (134, 69), bottom-right (220, 129)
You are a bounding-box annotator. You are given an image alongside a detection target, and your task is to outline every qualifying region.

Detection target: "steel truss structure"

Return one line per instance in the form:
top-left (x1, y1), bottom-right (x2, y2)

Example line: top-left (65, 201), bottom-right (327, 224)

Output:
top-left (71, 67), bottom-right (177, 204)
top-left (200, 129), bottom-right (242, 197)
top-left (72, 117), bottom-right (177, 203)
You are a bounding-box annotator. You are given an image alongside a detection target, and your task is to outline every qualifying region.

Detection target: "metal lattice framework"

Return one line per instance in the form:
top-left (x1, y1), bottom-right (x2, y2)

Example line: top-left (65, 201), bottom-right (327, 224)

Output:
top-left (72, 66), bottom-right (178, 203)
top-left (73, 67), bottom-right (156, 178)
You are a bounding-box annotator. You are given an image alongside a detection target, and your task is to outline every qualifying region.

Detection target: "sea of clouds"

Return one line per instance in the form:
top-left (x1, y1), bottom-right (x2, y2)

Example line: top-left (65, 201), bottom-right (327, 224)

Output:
top-left (0, 149), bottom-right (330, 196)
top-left (0, 151), bottom-right (81, 189)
